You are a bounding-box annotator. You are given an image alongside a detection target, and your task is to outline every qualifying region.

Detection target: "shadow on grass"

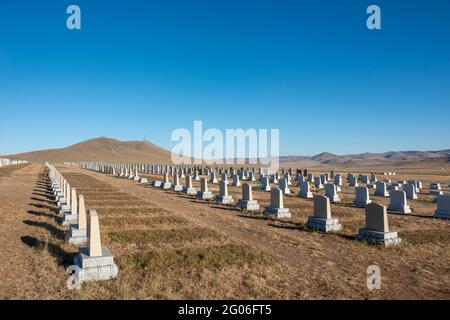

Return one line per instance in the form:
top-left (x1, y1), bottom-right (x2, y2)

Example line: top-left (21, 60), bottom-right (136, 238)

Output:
top-left (27, 210), bottom-right (60, 222)
top-left (188, 199), bottom-right (214, 204)
top-left (237, 213), bottom-right (268, 221)
top-left (21, 236), bottom-right (75, 267)
top-left (23, 220), bottom-right (66, 240)
top-left (32, 192), bottom-right (54, 200)
top-left (30, 197), bottom-right (54, 205)
top-left (29, 203), bottom-right (59, 214)
top-left (210, 205), bottom-right (241, 212)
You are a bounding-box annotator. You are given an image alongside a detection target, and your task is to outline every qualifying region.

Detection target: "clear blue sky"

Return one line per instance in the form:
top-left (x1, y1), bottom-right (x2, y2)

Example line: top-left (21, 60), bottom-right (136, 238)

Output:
top-left (1, 0), bottom-right (449, 156)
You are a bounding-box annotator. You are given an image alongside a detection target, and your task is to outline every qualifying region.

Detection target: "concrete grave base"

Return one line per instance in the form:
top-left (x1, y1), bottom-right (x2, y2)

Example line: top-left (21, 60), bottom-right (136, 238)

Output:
top-left (153, 180), bottom-right (162, 187)
top-left (183, 187), bottom-right (197, 196)
top-left (306, 216), bottom-right (342, 232)
top-left (139, 178), bottom-right (148, 184)
top-left (73, 246), bottom-right (119, 283)
top-left (356, 228), bottom-right (401, 246)
top-left (56, 199), bottom-right (67, 207)
top-left (215, 195), bottom-right (234, 204)
top-left (265, 207), bottom-right (291, 219)
top-left (62, 213), bottom-right (78, 226)
top-left (133, 176), bottom-right (140, 182)
top-left (161, 183), bottom-right (172, 190)
top-left (67, 226), bottom-right (88, 245)
top-left (196, 191), bottom-right (214, 200)
top-left (172, 185), bottom-right (183, 192)
top-left (59, 208), bottom-right (71, 215)
top-left (237, 199), bottom-right (260, 211)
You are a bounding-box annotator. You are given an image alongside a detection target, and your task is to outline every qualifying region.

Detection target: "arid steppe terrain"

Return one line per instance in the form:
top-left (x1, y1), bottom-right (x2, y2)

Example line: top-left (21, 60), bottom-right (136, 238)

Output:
top-left (1, 160), bottom-right (449, 299)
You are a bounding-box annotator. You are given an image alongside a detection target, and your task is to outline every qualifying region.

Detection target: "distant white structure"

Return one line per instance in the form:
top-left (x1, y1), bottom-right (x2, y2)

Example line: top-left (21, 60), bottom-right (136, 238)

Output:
top-left (0, 158), bottom-right (28, 167)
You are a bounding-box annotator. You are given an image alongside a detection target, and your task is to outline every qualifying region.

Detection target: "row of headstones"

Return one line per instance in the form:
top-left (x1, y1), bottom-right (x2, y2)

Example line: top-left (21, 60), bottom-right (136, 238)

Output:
top-left (80, 162), bottom-right (282, 179)
top-left (78, 161), bottom-right (448, 193)
top-left (158, 175), bottom-right (405, 246)
top-left (80, 162), bottom-right (387, 188)
top-left (91, 165), bottom-right (402, 247)
top-left (83, 161), bottom-right (450, 222)
top-left (46, 163), bottom-right (118, 283)
top-left (78, 162), bottom-right (449, 192)
top-left (306, 172), bottom-right (446, 197)
top-left (304, 178), bottom-right (450, 219)
top-left (87, 163), bottom-right (450, 245)
top-left (0, 158), bottom-right (28, 167)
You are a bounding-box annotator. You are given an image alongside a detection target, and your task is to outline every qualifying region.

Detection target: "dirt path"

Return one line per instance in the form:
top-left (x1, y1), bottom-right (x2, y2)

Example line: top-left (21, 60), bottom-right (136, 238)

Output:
top-left (0, 163), bottom-right (44, 299)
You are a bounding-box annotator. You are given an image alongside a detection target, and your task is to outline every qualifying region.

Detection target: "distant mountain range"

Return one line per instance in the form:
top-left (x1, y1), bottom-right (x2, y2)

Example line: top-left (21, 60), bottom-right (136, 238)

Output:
top-left (3, 137), bottom-right (450, 169)
top-left (280, 150), bottom-right (450, 169)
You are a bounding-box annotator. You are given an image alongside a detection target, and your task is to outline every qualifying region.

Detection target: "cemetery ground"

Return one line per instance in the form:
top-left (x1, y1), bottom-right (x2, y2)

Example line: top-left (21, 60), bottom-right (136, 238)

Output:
top-left (0, 164), bottom-right (449, 299)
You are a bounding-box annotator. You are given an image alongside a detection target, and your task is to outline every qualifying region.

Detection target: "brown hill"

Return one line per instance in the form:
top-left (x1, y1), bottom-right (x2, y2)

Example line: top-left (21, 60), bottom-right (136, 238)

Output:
top-left (4, 137), bottom-right (172, 163)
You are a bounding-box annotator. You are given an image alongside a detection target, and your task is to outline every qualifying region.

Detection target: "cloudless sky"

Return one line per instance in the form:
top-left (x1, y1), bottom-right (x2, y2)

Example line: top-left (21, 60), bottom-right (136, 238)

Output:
top-left (1, 0), bottom-right (449, 156)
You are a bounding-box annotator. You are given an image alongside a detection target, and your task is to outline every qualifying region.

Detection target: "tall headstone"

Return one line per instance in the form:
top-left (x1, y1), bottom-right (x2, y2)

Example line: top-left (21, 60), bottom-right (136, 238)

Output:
top-left (172, 174), bottom-right (183, 192)
top-left (324, 183), bottom-right (340, 203)
top-left (387, 190), bottom-right (411, 213)
top-left (374, 181), bottom-right (389, 197)
top-left (306, 194), bottom-right (342, 232)
top-left (353, 187), bottom-right (372, 207)
top-left (232, 174), bottom-right (241, 187)
top-left (278, 178), bottom-right (290, 194)
top-left (260, 176), bottom-right (271, 191)
top-left (298, 181), bottom-right (313, 199)
top-left (434, 195), bottom-right (450, 219)
top-left (73, 209), bottom-right (119, 282)
top-left (349, 175), bottom-right (358, 187)
top-left (196, 178), bottom-right (214, 200)
top-left (334, 174), bottom-right (343, 186)
top-left (210, 172), bottom-right (218, 184)
top-left (314, 176), bottom-right (323, 189)
top-left (356, 203), bottom-right (401, 246)
top-left (215, 180), bottom-right (234, 204)
top-left (237, 183), bottom-right (260, 211)
top-left (265, 188), bottom-right (291, 219)
top-left (404, 183), bottom-right (418, 200)
top-left (183, 175), bottom-right (197, 196)
top-left (161, 173), bottom-right (172, 190)
top-left (63, 187), bottom-right (78, 226)
top-left (68, 194), bottom-right (88, 244)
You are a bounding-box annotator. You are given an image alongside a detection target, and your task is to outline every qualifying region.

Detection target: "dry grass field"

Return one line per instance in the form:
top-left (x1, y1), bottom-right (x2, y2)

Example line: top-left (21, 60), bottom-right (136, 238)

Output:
top-left (0, 163), bottom-right (449, 300)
